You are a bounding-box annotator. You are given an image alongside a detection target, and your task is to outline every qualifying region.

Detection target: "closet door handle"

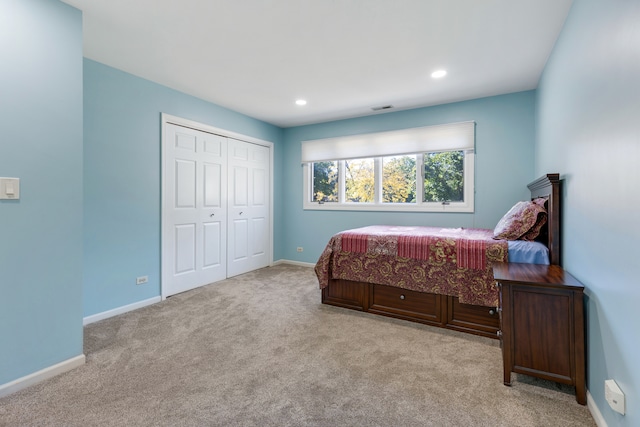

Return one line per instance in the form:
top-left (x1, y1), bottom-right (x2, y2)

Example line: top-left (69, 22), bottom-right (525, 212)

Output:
top-left (210, 213), bottom-right (215, 217)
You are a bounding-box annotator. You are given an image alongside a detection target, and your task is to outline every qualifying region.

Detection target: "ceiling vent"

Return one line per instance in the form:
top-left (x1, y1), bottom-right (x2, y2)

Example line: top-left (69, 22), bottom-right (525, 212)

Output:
top-left (371, 105), bottom-right (394, 111)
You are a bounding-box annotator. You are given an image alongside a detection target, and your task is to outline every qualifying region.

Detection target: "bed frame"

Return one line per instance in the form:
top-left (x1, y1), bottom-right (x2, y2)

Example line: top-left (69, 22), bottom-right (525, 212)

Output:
top-left (321, 174), bottom-right (561, 339)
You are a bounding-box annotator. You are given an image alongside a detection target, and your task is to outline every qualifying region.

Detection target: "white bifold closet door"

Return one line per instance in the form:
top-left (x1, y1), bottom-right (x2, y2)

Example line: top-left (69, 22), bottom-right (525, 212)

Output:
top-left (163, 123), bottom-right (270, 297)
top-left (227, 138), bottom-right (270, 277)
top-left (163, 124), bottom-right (228, 297)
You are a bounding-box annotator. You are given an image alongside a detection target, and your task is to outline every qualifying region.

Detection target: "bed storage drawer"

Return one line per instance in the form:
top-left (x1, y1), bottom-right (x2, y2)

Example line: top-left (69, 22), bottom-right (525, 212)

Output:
top-left (321, 279), bottom-right (367, 310)
top-left (322, 279), bottom-right (500, 338)
top-left (368, 284), bottom-right (442, 324)
top-left (445, 296), bottom-right (499, 338)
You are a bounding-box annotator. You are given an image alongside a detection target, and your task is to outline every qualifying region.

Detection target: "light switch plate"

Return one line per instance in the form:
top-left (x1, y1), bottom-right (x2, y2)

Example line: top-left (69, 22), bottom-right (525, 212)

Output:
top-left (0, 177), bottom-right (20, 200)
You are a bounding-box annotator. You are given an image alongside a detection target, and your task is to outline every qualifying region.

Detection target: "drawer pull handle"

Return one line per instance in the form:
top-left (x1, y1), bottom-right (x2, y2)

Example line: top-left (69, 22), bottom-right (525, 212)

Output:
top-left (489, 309), bottom-right (495, 315)
top-left (497, 330), bottom-right (503, 338)
top-left (400, 295), bottom-right (405, 300)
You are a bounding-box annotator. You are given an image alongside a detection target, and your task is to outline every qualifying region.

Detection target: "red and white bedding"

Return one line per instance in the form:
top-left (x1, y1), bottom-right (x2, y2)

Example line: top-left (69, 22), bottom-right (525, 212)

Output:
top-left (315, 225), bottom-right (508, 307)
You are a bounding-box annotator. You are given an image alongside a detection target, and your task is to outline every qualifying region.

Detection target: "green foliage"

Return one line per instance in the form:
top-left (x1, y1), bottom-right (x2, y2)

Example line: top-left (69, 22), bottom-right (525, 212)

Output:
top-left (423, 151), bottom-right (464, 202)
top-left (313, 151), bottom-right (464, 204)
top-left (382, 155), bottom-right (416, 203)
top-left (345, 159), bottom-right (374, 202)
top-left (312, 161), bottom-right (338, 202)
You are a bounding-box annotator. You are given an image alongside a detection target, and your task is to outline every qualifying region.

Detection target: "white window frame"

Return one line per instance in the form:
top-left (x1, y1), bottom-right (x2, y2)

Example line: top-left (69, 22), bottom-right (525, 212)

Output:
top-left (301, 122), bottom-right (475, 213)
top-left (303, 151), bottom-right (474, 213)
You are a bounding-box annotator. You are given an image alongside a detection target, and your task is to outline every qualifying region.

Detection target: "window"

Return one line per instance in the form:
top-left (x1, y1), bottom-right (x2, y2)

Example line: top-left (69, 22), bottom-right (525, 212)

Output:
top-left (302, 122), bottom-right (475, 212)
top-left (345, 158), bottom-right (374, 202)
top-left (423, 151), bottom-right (464, 203)
top-left (312, 161), bottom-right (338, 203)
top-left (383, 155), bottom-right (416, 204)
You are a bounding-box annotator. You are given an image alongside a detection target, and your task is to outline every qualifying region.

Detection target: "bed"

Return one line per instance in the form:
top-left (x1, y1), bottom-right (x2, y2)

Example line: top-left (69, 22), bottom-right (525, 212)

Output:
top-left (314, 174), bottom-right (561, 339)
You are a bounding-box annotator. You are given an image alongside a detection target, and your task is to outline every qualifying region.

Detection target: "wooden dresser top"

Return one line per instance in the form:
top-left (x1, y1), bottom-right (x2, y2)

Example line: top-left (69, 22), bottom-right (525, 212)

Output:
top-left (493, 262), bottom-right (584, 290)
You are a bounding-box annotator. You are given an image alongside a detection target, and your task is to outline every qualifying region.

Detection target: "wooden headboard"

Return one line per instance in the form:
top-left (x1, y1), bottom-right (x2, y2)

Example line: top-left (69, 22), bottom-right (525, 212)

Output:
top-left (527, 173), bottom-right (561, 266)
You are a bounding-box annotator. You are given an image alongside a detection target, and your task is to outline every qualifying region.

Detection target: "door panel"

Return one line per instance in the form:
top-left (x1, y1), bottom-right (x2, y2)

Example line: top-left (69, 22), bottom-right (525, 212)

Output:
top-left (175, 131), bottom-right (196, 151)
top-left (252, 217), bottom-right (266, 256)
top-left (203, 163), bottom-right (222, 207)
top-left (232, 166), bottom-right (248, 207)
top-left (227, 139), bottom-right (270, 277)
top-left (203, 221), bottom-right (222, 268)
top-left (163, 123), bottom-right (228, 297)
top-left (253, 169), bottom-right (265, 206)
top-left (232, 143), bottom-right (249, 160)
top-left (203, 137), bottom-right (222, 156)
top-left (175, 224), bottom-right (196, 274)
top-left (175, 160), bottom-right (196, 208)
top-left (232, 218), bottom-right (249, 260)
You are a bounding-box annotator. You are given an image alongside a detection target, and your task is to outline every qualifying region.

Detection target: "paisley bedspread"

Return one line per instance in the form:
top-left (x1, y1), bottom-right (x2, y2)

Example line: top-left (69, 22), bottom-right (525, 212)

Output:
top-left (314, 225), bottom-right (508, 307)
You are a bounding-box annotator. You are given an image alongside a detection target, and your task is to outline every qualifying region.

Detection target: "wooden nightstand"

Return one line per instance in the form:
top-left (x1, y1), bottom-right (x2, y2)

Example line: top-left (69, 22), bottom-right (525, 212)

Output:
top-left (493, 262), bottom-right (586, 405)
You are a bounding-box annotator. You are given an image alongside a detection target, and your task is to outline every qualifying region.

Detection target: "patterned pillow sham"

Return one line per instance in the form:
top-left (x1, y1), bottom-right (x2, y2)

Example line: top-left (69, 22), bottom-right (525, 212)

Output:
top-left (493, 201), bottom-right (547, 241)
top-left (521, 211), bottom-right (547, 241)
top-left (532, 197), bottom-right (547, 207)
top-left (521, 197), bottom-right (549, 241)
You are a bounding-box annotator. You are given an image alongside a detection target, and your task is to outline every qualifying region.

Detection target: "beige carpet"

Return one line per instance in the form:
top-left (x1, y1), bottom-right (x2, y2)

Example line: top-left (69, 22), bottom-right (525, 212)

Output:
top-left (0, 264), bottom-right (594, 426)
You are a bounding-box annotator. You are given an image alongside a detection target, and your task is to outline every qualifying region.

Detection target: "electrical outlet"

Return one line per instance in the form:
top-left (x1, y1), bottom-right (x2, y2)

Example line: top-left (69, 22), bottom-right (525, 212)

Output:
top-left (136, 276), bottom-right (149, 285)
top-left (605, 379), bottom-right (625, 415)
top-left (296, 247), bottom-right (303, 252)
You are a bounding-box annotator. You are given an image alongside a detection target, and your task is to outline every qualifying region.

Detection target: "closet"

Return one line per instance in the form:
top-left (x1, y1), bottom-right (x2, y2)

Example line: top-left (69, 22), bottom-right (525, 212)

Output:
top-left (161, 119), bottom-right (271, 297)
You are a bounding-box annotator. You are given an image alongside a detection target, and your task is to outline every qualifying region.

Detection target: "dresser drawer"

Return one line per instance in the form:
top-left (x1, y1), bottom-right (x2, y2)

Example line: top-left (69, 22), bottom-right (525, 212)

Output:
top-left (368, 284), bottom-right (442, 324)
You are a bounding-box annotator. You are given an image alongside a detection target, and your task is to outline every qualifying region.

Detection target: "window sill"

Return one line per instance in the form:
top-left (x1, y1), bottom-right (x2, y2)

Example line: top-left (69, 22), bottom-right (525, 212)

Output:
top-left (303, 202), bottom-right (474, 213)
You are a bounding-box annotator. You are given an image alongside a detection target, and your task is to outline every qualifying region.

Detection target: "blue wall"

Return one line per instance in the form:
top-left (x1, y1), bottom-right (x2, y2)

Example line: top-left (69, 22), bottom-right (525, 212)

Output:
top-left (536, 0), bottom-right (640, 425)
top-left (7, 5), bottom-right (635, 423)
top-left (0, 0), bottom-right (83, 384)
top-left (280, 91), bottom-right (537, 263)
top-left (83, 59), bottom-right (282, 317)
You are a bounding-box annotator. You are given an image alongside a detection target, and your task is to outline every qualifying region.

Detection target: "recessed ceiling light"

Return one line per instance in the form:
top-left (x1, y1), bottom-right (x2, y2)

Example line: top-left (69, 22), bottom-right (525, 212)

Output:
top-left (295, 99), bottom-right (307, 106)
top-left (431, 70), bottom-right (447, 79)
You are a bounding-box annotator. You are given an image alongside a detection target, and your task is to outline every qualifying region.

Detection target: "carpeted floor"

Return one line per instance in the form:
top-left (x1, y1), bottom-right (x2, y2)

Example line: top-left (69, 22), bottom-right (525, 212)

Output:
top-left (0, 264), bottom-right (595, 426)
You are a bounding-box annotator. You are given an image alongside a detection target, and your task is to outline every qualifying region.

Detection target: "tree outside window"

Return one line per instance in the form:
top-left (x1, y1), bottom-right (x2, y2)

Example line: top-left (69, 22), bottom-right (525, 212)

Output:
top-left (307, 150), bottom-right (471, 211)
top-left (382, 155), bottom-right (416, 203)
top-left (312, 161), bottom-right (338, 202)
top-left (423, 151), bottom-right (464, 203)
top-left (345, 158), bottom-right (374, 202)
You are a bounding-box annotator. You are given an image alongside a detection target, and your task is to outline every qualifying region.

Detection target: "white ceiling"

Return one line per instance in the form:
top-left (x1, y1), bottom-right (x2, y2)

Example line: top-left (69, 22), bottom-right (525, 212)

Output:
top-left (62, 0), bottom-right (573, 128)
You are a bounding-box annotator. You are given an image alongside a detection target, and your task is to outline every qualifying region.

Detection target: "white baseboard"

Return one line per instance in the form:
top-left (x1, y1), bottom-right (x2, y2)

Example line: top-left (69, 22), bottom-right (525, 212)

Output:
top-left (588, 390), bottom-right (608, 427)
top-left (272, 259), bottom-right (315, 268)
top-left (0, 354), bottom-right (85, 399)
top-left (83, 296), bottom-right (161, 326)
